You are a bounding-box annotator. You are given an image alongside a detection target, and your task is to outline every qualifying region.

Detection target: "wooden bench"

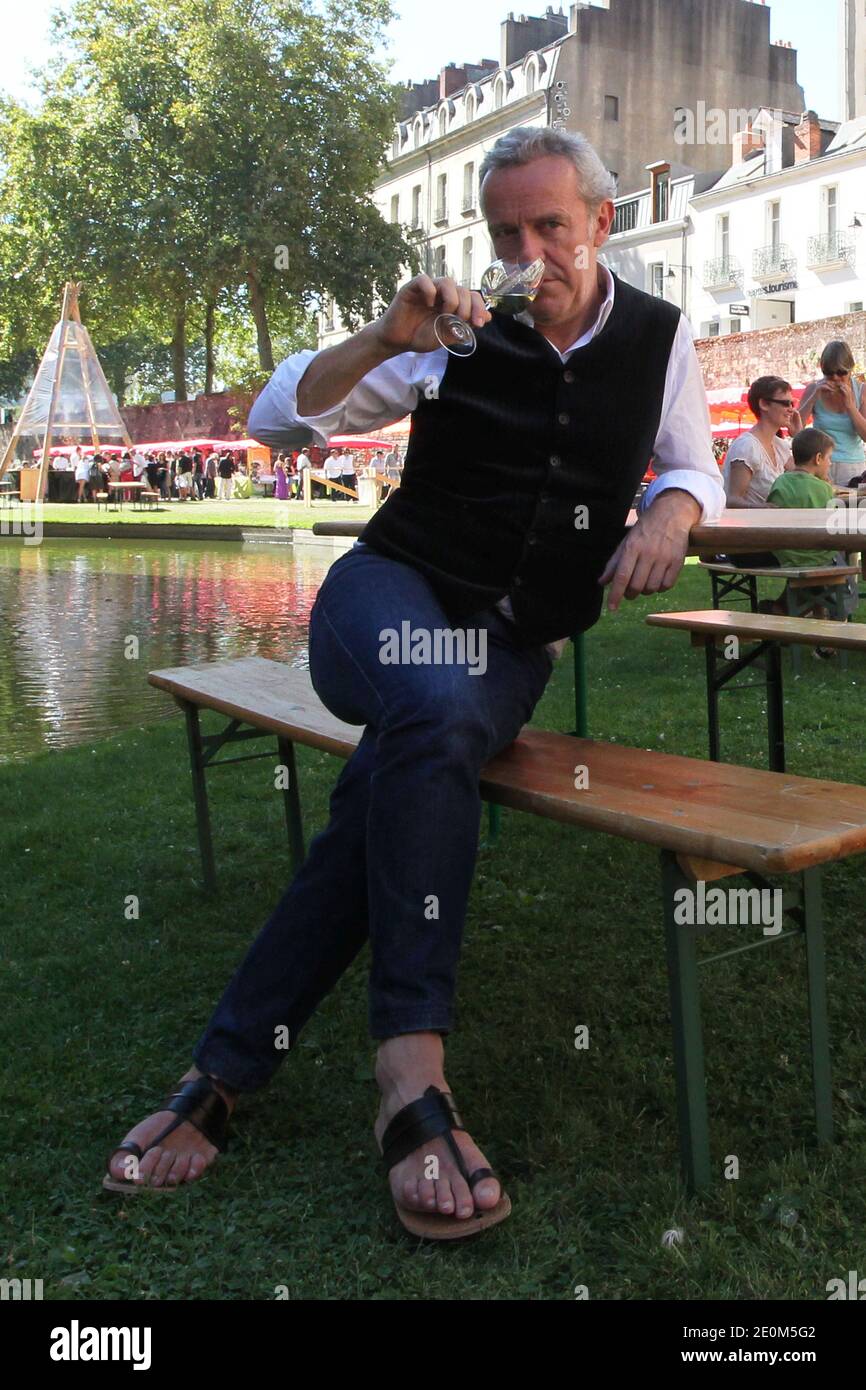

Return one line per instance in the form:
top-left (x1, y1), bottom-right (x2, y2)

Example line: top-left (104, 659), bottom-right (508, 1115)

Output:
top-left (0, 489), bottom-right (21, 509)
top-left (149, 654), bottom-right (866, 1193)
top-left (701, 561), bottom-right (860, 674)
top-left (647, 610), bottom-right (866, 771)
top-left (94, 492), bottom-right (110, 512)
top-left (138, 490), bottom-right (160, 511)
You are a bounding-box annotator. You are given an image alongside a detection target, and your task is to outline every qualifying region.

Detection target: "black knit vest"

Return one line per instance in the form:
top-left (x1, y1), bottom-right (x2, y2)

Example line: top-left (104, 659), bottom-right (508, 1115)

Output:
top-left (361, 275), bottom-right (680, 647)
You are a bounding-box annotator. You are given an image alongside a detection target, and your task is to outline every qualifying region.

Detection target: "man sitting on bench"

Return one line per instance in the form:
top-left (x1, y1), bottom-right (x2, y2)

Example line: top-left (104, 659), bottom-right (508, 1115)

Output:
top-left (105, 127), bottom-right (724, 1237)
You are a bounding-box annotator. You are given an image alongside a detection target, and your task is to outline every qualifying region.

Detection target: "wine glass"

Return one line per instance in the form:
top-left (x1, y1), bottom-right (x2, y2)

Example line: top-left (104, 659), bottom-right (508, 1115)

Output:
top-left (434, 258), bottom-right (546, 358)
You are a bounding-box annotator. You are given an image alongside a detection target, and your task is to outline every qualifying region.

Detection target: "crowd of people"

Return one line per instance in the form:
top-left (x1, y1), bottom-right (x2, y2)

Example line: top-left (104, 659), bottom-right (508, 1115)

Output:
top-left (272, 446), bottom-right (403, 501)
top-left (716, 337), bottom-right (866, 655)
top-left (53, 445), bottom-right (248, 503)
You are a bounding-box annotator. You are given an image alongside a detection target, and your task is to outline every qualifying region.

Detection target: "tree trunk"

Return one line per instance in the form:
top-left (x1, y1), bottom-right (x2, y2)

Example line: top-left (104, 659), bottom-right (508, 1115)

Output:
top-left (204, 299), bottom-right (216, 395)
top-left (171, 310), bottom-right (187, 401)
top-left (110, 364), bottom-right (126, 407)
top-left (246, 268), bottom-right (274, 373)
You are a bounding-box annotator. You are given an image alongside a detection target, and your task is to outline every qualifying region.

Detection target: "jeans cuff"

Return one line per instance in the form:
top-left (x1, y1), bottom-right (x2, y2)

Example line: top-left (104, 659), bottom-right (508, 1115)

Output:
top-left (368, 1010), bottom-right (453, 1041)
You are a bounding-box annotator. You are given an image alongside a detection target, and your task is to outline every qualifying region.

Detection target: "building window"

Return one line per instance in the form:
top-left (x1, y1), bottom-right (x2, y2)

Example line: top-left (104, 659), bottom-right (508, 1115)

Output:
top-left (649, 263), bottom-right (665, 297)
top-left (717, 213), bottom-right (730, 261)
top-left (653, 172), bottom-right (670, 223)
top-left (767, 199), bottom-right (781, 250)
top-left (324, 298), bottom-right (335, 332)
top-left (526, 65), bottom-right (536, 95)
top-left (462, 162), bottom-right (475, 213)
top-left (494, 77), bottom-right (504, 110)
top-left (604, 95), bottom-right (619, 122)
top-left (411, 185), bottom-right (421, 228)
top-left (462, 237), bottom-right (473, 287)
top-left (413, 117), bottom-right (424, 148)
top-left (438, 108), bottom-right (447, 138)
top-left (465, 92), bottom-right (476, 122)
top-left (433, 245), bottom-right (447, 278)
top-left (435, 173), bottom-right (448, 224)
top-left (390, 194), bottom-right (399, 224)
top-left (847, 301), bottom-right (864, 313)
top-left (822, 185), bottom-right (838, 237)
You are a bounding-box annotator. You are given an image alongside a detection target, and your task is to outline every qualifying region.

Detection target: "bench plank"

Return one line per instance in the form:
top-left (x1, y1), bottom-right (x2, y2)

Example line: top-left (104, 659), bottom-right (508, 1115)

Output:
top-left (149, 658), bottom-right (866, 876)
top-left (648, 609), bottom-right (866, 651)
top-left (701, 563), bottom-right (859, 580)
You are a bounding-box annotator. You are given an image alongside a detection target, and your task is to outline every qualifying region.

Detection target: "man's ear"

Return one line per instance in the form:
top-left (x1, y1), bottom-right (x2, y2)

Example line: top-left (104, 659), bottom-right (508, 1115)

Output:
top-left (593, 199), bottom-right (615, 245)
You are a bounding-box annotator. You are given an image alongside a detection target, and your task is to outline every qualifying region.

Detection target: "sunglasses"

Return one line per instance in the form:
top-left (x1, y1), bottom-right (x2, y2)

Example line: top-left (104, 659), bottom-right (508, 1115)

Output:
top-left (767, 399), bottom-right (795, 408)
top-left (826, 370), bottom-right (850, 379)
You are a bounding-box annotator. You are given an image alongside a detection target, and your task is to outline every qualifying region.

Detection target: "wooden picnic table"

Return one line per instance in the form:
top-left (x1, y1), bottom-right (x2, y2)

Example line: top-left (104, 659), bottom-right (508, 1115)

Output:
top-left (313, 508), bottom-right (866, 553)
top-left (107, 480), bottom-right (146, 509)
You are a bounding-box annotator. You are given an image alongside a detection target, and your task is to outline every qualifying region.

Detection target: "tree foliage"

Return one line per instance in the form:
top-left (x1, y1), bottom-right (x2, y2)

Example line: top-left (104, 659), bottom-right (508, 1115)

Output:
top-left (0, 0), bottom-right (411, 402)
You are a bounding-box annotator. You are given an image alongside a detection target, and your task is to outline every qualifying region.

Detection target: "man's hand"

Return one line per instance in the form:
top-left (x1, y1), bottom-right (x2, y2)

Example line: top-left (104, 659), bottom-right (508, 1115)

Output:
top-left (599, 489), bottom-right (701, 612)
top-left (373, 274), bottom-right (491, 355)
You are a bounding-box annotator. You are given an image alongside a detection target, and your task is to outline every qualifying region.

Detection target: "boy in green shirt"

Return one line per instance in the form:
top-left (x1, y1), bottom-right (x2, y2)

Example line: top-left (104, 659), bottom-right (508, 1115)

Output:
top-left (764, 428), bottom-right (839, 651)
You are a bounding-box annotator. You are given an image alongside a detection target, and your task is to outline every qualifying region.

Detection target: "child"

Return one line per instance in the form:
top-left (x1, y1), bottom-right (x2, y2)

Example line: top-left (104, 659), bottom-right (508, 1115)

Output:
top-left (764, 427), bottom-right (840, 656)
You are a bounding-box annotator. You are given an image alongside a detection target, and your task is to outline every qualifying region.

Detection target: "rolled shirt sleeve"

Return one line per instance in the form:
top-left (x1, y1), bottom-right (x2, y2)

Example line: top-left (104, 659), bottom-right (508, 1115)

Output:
top-left (247, 347), bottom-right (447, 449)
top-left (640, 315), bottom-right (725, 523)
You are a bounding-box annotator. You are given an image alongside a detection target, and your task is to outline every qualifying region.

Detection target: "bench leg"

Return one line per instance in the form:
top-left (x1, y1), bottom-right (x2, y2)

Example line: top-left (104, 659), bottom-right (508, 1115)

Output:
top-left (704, 639), bottom-right (721, 763)
top-left (765, 640), bottom-right (786, 773)
top-left (184, 702), bottom-right (217, 893)
top-left (801, 867), bottom-right (833, 1147)
top-left (277, 737), bottom-right (305, 870)
top-left (482, 803), bottom-right (502, 849)
top-left (660, 851), bottom-right (711, 1194)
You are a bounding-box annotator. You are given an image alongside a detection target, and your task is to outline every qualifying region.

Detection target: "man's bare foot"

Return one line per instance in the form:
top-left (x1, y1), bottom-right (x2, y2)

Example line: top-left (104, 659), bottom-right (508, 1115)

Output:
top-left (107, 1068), bottom-right (237, 1189)
top-left (373, 1033), bottom-right (501, 1220)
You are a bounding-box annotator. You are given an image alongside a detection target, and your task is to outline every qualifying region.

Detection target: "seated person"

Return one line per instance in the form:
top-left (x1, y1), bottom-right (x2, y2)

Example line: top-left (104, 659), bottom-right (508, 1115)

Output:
top-left (760, 428), bottom-right (840, 647)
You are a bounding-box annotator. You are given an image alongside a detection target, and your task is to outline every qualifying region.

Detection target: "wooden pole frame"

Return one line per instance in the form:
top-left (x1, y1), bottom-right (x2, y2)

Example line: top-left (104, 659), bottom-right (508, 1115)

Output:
top-left (36, 284), bottom-right (74, 502)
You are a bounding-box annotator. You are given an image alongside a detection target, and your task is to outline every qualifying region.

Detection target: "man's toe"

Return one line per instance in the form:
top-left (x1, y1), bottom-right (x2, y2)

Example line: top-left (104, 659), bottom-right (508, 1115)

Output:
top-left (165, 1152), bottom-right (191, 1186)
top-left (471, 1176), bottom-right (500, 1210)
top-left (149, 1149), bottom-right (175, 1188)
top-left (417, 1176), bottom-right (437, 1210)
top-left (434, 1177), bottom-right (455, 1215)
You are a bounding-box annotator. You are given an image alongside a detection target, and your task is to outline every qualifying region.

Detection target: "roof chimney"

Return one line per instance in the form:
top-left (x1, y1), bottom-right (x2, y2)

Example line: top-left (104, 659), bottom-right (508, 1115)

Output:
top-left (732, 124), bottom-right (764, 164)
top-left (439, 63), bottom-right (467, 99)
top-left (794, 110), bottom-right (822, 165)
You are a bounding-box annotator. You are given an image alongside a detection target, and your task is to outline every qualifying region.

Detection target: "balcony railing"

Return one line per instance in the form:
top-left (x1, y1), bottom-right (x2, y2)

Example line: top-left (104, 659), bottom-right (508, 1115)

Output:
top-left (612, 199), bottom-right (639, 235)
top-left (703, 256), bottom-right (742, 289)
top-left (807, 231), bottom-right (856, 270)
top-left (433, 203), bottom-right (448, 225)
top-left (461, 194), bottom-right (476, 214)
top-left (752, 242), bottom-right (797, 280)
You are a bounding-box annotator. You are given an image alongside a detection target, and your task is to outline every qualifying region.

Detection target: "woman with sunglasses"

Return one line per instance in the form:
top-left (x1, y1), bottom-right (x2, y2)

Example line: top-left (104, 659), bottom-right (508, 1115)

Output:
top-left (798, 341), bottom-right (866, 487)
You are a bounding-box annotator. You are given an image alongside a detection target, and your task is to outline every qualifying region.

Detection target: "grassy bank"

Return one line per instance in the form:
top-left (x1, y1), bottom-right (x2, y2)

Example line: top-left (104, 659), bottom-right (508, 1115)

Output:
top-left (20, 498), bottom-right (375, 530)
top-left (2, 562), bottom-right (866, 1301)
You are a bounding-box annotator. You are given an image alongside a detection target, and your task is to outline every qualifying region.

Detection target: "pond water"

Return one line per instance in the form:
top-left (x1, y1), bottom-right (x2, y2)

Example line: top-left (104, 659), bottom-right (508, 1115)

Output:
top-left (0, 538), bottom-right (335, 763)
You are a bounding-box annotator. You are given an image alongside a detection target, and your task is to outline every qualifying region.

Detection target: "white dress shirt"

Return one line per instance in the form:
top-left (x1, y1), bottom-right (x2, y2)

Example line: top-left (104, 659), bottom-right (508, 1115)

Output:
top-left (249, 268), bottom-right (723, 654)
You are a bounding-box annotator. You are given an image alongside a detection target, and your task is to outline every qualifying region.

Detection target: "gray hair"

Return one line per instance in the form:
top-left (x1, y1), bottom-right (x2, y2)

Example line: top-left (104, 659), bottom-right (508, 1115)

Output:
top-left (479, 127), bottom-right (617, 213)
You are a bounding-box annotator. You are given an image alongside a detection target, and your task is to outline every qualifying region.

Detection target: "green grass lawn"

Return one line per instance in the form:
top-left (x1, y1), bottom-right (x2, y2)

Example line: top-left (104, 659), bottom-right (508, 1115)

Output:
top-left (2, 563), bottom-right (866, 1301)
top-left (31, 498), bottom-right (374, 529)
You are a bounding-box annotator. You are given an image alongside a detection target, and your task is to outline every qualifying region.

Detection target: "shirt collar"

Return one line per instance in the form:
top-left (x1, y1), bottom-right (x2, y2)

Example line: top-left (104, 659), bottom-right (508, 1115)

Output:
top-left (516, 263), bottom-right (615, 361)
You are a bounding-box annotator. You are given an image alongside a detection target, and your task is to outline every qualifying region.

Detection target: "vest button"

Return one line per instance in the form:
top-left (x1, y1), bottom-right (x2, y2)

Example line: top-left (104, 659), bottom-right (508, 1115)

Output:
top-left (550, 454), bottom-right (562, 468)
top-left (563, 369), bottom-right (575, 384)
top-left (558, 412), bottom-right (570, 426)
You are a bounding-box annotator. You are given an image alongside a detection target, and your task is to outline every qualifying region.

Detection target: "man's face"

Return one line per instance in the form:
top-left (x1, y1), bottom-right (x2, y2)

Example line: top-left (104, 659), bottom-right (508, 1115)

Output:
top-left (482, 155), bottom-right (614, 325)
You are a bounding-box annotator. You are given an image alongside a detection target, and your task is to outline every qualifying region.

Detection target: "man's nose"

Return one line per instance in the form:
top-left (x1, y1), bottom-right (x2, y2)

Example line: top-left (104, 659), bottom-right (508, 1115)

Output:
top-left (515, 229), bottom-right (543, 263)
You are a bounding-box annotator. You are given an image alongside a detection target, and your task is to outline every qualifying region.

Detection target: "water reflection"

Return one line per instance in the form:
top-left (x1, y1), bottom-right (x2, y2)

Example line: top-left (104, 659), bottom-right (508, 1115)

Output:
top-left (0, 539), bottom-right (334, 763)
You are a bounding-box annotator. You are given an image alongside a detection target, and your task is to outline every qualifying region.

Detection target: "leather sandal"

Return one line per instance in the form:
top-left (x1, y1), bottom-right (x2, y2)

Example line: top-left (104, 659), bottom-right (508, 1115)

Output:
top-left (102, 1075), bottom-right (230, 1194)
top-left (379, 1084), bottom-right (511, 1240)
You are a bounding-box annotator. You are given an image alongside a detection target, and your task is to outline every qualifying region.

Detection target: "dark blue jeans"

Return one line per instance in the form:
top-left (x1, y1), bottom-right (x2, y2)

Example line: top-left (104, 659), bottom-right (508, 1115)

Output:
top-left (194, 544), bottom-right (553, 1090)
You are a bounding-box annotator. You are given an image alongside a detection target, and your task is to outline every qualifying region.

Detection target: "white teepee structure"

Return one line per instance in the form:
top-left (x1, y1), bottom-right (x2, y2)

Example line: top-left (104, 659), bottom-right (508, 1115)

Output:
top-left (0, 283), bottom-right (133, 499)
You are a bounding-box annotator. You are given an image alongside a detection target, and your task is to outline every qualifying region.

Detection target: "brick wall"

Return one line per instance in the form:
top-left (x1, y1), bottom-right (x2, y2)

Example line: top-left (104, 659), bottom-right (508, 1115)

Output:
top-left (695, 311), bottom-right (866, 389)
top-left (120, 391), bottom-right (250, 444)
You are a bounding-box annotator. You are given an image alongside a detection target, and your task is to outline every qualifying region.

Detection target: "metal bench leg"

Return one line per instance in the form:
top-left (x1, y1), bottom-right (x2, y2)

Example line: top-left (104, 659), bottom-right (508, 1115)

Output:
top-left (801, 867), bottom-right (833, 1147)
top-left (184, 702), bottom-right (217, 893)
top-left (277, 737), bottom-right (305, 870)
top-left (705, 638), bottom-right (721, 763)
top-left (785, 585), bottom-right (802, 675)
top-left (482, 802), bottom-right (502, 848)
top-left (765, 640), bottom-right (786, 772)
top-left (661, 851), bottom-right (711, 1193)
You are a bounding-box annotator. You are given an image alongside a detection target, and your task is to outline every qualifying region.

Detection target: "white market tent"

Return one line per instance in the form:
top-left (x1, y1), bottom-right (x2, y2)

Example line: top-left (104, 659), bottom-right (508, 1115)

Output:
top-left (0, 282), bottom-right (132, 499)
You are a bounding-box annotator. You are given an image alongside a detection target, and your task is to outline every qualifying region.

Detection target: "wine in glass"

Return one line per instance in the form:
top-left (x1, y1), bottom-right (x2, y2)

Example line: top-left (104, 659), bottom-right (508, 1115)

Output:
top-left (434, 258), bottom-right (546, 357)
